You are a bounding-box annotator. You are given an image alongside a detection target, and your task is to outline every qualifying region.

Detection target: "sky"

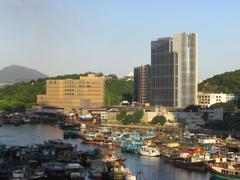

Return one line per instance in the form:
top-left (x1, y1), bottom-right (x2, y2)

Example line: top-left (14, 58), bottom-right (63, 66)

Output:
top-left (0, 0), bottom-right (239, 80)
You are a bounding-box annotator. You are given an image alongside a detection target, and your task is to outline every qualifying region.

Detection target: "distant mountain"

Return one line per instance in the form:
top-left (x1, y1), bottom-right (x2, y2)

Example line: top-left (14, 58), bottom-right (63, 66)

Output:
top-left (198, 69), bottom-right (240, 94)
top-left (0, 65), bottom-right (48, 83)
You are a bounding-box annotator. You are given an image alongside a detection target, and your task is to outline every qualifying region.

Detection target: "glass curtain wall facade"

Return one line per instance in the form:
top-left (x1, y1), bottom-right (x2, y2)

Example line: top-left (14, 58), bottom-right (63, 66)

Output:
top-left (150, 33), bottom-right (198, 108)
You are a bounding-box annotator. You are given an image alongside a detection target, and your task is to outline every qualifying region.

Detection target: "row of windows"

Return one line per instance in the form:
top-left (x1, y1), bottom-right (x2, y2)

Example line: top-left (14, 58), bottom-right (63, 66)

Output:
top-left (65, 89), bottom-right (74, 92)
top-left (65, 81), bottom-right (74, 84)
top-left (79, 85), bottom-right (91, 88)
top-left (65, 93), bottom-right (74, 96)
top-left (65, 85), bottom-right (75, 88)
top-left (49, 81), bottom-right (57, 84)
top-left (80, 81), bottom-right (103, 84)
top-left (64, 93), bottom-right (103, 96)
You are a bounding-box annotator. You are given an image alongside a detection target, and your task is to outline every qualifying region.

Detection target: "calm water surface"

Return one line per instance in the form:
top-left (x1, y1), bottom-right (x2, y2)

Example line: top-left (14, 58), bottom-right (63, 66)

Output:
top-left (0, 124), bottom-right (212, 180)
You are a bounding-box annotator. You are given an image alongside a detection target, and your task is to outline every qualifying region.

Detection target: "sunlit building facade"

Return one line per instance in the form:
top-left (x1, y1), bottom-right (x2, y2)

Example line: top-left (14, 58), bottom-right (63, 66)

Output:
top-left (37, 74), bottom-right (104, 111)
top-left (134, 64), bottom-right (151, 104)
top-left (197, 92), bottom-right (235, 108)
top-left (150, 32), bottom-right (198, 108)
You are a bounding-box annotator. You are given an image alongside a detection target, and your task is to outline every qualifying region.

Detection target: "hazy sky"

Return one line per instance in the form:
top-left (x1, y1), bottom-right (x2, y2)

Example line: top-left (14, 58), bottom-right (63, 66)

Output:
top-left (0, 0), bottom-right (239, 80)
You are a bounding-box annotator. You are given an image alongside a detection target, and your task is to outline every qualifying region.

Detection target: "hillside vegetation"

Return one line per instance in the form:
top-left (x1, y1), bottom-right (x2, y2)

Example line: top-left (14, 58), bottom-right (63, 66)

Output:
top-left (0, 74), bottom-right (133, 111)
top-left (198, 69), bottom-right (240, 93)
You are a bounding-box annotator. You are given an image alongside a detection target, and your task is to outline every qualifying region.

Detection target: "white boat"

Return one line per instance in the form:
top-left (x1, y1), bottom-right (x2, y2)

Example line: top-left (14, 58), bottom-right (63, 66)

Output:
top-left (66, 163), bottom-right (85, 179)
top-left (23, 117), bottom-right (31, 123)
top-left (101, 150), bottom-right (120, 162)
top-left (125, 168), bottom-right (136, 180)
top-left (139, 146), bottom-right (160, 157)
top-left (12, 169), bottom-right (25, 179)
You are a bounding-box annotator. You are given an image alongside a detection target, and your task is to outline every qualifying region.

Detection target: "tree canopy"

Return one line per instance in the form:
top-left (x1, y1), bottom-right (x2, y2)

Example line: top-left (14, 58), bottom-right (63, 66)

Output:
top-left (150, 115), bottom-right (166, 125)
top-left (210, 101), bottom-right (236, 111)
top-left (105, 79), bottom-right (133, 107)
top-left (116, 109), bottom-right (127, 121)
top-left (133, 109), bottom-right (144, 122)
top-left (116, 108), bottom-right (143, 125)
top-left (198, 69), bottom-right (240, 94)
top-left (183, 105), bottom-right (201, 112)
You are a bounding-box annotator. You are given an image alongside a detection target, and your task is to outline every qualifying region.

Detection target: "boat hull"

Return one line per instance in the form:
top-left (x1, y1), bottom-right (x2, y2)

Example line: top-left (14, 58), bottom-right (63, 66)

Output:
top-left (209, 165), bottom-right (240, 179)
top-left (174, 160), bottom-right (207, 171)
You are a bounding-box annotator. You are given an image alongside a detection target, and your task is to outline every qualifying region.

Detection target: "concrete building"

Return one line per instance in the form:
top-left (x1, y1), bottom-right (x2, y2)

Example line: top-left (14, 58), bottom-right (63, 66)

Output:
top-left (142, 106), bottom-right (175, 123)
top-left (173, 111), bottom-right (205, 131)
top-left (134, 64), bottom-right (151, 104)
top-left (197, 92), bottom-right (235, 108)
top-left (200, 108), bottom-right (224, 121)
top-left (150, 32), bottom-right (198, 108)
top-left (37, 74), bottom-right (104, 111)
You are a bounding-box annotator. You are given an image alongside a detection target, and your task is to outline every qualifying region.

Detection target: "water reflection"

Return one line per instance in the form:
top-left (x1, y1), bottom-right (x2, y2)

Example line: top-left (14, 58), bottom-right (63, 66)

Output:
top-left (0, 124), bottom-right (63, 145)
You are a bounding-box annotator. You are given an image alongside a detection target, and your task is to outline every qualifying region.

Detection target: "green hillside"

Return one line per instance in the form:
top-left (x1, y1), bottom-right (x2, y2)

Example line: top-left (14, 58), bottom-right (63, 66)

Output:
top-left (0, 74), bottom-right (133, 111)
top-left (198, 69), bottom-right (240, 93)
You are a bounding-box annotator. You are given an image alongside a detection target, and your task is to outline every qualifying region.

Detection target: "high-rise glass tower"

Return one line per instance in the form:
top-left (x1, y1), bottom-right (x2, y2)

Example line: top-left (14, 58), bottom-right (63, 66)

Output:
top-left (150, 32), bottom-right (198, 108)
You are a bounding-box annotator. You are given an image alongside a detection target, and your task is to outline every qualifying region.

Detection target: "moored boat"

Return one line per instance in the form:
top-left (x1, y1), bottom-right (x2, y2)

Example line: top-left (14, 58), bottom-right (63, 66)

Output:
top-left (12, 169), bottom-right (25, 180)
top-left (65, 163), bottom-right (85, 179)
top-left (174, 157), bottom-right (207, 171)
top-left (124, 168), bottom-right (136, 180)
top-left (42, 162), bottom-right (66, 180)
top-left (208, 162), bottom-right (240, 179)
top-left (139, 146), bottom-right (160, 157)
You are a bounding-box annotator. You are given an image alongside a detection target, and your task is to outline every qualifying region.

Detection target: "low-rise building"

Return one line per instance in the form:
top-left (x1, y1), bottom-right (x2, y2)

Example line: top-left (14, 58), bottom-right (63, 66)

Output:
top-left (142, 106), bottom-right (175, 123)
top-left (200, 108), bottom-right (224, 121)
top-left (173, 111), bottom-right (205, 131)
top-left (197, 92), bottom-right (235, 108)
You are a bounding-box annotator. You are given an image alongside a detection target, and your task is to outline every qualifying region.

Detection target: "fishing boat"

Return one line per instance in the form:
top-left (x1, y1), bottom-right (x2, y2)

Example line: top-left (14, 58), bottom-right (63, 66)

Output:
top-left (174, 156), bottom-right (207, 171)
top-left (65, 163), bottom-right (85, 179)
top-left (63, 130), bottom-right (80, 139)
top-left (101, 150), bottom-right (123, 163)
top-left (208, 162), bottom-right (240, 179)
top-left (88, 160), bottom-right (107, 179)
top-left (121, 143), bottom-right (142, 154)
top-left (139, 146), bottom-right (160, 157)
top-left (121, 133), bottom-right (143, 154)
top-left (28, 168), bottom-right (46, 180)
top-left (42, 162), bottom-right (66, 180)
top-left (88, 169), bottom-right (103, 179)
top-left (163, 150), bottom-right (208, 171)
top-left (125, 168), bottom-right (136, 180)
top-left (108, 164), bottom-right (125, 180)
top-left (12, 169), bottom-right (25, 180)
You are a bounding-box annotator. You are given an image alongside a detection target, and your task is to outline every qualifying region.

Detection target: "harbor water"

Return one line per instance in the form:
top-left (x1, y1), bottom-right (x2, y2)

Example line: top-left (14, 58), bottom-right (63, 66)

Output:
top-left (0, 124), bottom-right (212, 180)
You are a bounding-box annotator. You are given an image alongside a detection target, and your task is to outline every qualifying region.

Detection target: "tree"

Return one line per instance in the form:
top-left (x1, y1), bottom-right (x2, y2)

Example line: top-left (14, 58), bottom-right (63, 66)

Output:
top-left (202, 112), bottom-right (209, 122)
top-left (122, 114), bottom-right (135, 125)
top-left (104, 79), bottom-right (133, 106)
top-left (198, 69), bottom-right (240, 94)
top-left (210, 101), bottom-right (236, 111)
top-left (183, 105), bottom-right (201, 112)
top-left (177, 118), bottom-right (187, 128)
top-left (107, 74), bottom-right (118, 79)
top-left (116, 109), bottom-right (127, 121)
top-left (133, 109), bottom-right (144, 123)
top-left (151, 115), bottom-right (166, 125)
